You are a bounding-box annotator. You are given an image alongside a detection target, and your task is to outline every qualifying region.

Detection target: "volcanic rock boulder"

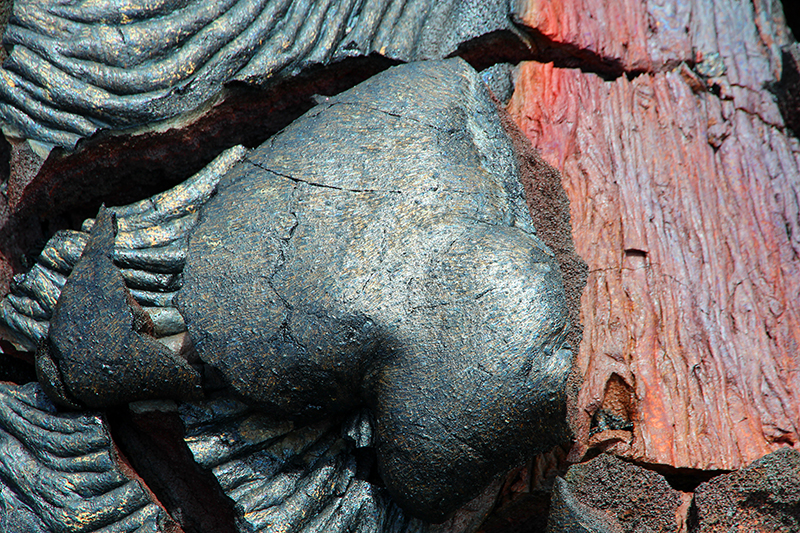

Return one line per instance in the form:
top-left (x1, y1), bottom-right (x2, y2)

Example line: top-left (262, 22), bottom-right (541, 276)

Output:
top-left (10, 58), bottom-right (574, 524)
top-left (177, 57), bottom-right (573, 523)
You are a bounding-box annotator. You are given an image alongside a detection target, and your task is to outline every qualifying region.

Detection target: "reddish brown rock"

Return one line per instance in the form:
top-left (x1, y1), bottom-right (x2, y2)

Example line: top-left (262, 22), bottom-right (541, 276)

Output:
top-left (510, 0), bottom-right (800, 472)
top-left (515, 0), bottom-right (657, 73)
top-left (688, 447), bottom-right (800, 532)
top-left (546, 453), bottom-right (682, 533)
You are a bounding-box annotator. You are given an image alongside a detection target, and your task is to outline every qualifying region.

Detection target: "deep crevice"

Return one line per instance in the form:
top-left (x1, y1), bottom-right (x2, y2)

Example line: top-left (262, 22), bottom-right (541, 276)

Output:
top-left (774, 43), bottom-right (800, 137)
top-left (571, 453), bottom-right (732, 494)
top-left (106, 405), bottom-right (240, 533)
top-left (624, 248), bottom-right (648, 259)
top-left (0, 135), bottom-right (10, 188)
top-left (783, 0), bottom-right (799, 41)
top-left (625, 459), bottom-right (733, 493)
top-left (514, 24), bottom-right (628, 80)
top-left (0, 341), bottom-right (36, 384)
top-left (452, 24), bottom-right (628, 81)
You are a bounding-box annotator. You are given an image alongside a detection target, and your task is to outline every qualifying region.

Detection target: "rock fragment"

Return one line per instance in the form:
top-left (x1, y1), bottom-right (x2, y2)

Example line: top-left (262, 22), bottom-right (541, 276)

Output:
top-left (689, 448), bottom-right (800, 533)
top-left (178, 58), bottom-right (572, 521)
top-left (546, 454), bottom-right (681, 533)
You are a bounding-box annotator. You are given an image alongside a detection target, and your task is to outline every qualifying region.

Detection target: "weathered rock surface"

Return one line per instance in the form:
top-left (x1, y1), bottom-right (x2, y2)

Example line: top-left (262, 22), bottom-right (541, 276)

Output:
top-left (546, 454), bottom-right (681, 533)
top-left (177, 58), bottom-right (572, 522)
top-left (510, 0), bottom-right (800, 471)
top-left (546, 477), bottom-right (625, 533)
top-left (0, 381), bottom-right (182, 532)
top-left (176, 399), bottom-right (500, 533)
top-left (6, 0), bottom-right (798, 526)
top-left (109, 402), bottom-right (243, 533)
top-left (0, 145), bottom-right (248, 351)
top-left (38, 206), bottom-right (203, 408)
top-left (689, 447), bottom-right (800, 532)
top-left (514, 0), bottom-right (792, 80)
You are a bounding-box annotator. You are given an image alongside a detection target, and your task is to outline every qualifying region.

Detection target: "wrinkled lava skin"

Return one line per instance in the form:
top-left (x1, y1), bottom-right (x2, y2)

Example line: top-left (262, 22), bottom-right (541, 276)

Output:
top-left (41, 59), bottom-right (572, 523)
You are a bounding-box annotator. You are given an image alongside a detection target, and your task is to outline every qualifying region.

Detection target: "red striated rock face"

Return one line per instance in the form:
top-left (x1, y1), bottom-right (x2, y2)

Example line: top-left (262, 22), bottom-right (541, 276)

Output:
top-left (516, 0), bottom-right (659, 72)
top-left (514, 0), bottom-right (793, 78)
top-left (510, 0), bottom-right (800, 471)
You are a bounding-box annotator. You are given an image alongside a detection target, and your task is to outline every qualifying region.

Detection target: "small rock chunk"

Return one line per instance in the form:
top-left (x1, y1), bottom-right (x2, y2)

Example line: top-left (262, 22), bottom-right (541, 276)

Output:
top-left (547, 454), bottom-right (681, 533)
top-left (688, 447), bottom-right (800, 533)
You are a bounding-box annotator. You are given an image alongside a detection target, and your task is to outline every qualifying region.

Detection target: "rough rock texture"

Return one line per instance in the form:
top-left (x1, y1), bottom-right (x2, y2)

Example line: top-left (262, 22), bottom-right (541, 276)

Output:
top-left (0, 145), bottom-right (248, 351)
top-left (0, 381), bottom-right (182, 532)
top-left (0, 0), bottom-right (517, 148)
top-left (108, 403), bottom-right (242, 533)
top-left (510, 0), bottom-right (800, 471)
top-left (38, 207), bottom-right (203, 408)
top-left (545, 477), bottom-right (625, 533)
top-left (497, 104), bottom-right (588, 447)
top-left (551, 454), bottom-right (682, 533)
top-left (514, 0), bottom-right (793, 77)
top-left (176, 399), bottom-right (499, 533)
top-left (689, 447), bottom-right (800, 532)
top-left (178, 58), bottom-right (572, 522)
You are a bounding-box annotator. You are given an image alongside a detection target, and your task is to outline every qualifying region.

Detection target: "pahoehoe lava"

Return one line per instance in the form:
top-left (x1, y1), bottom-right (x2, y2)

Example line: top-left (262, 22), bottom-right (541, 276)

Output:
top-left (23, 59), bottom-right (573, 523)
